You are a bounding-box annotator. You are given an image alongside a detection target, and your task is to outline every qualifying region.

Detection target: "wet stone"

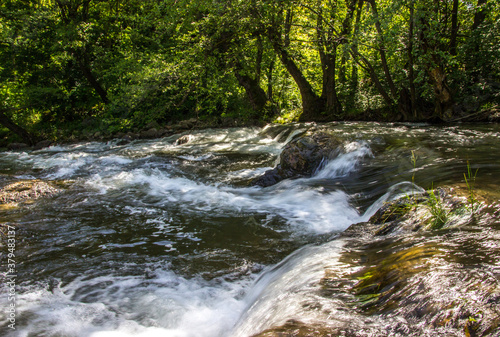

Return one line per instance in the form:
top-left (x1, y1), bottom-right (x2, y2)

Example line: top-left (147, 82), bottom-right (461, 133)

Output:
top-left (253, 131), bottom-right (344, 187)
top-left (0, 180), bottom-right (61, 204)
top-left (251, 319), bottom-right (359, 337)
top-left (311, 190), bottom-right (500, 337)
top-left (176, 134), bottom-right (191, 145)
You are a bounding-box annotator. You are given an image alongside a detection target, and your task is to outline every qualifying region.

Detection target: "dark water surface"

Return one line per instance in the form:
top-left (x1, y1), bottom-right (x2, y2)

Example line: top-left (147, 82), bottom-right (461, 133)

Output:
top-left (1, 123), bottom-right (499, 336)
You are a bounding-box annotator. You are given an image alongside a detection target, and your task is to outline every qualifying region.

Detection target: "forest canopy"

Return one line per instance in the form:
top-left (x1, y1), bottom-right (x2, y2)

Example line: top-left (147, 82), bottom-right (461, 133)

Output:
top-left (1, 0), bottom-right (499, 144)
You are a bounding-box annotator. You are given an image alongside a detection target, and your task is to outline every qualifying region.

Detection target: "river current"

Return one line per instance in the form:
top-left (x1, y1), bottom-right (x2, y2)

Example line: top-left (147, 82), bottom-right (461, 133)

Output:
top-left (1, 122), bottom-right (499, 336)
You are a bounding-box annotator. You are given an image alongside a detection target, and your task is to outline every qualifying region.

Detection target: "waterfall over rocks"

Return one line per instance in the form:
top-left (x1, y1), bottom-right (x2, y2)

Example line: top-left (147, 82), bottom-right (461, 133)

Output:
top-left (252, 131), bottom-right (345, 187)
top-left (1, 123), bottom-right (500, 337)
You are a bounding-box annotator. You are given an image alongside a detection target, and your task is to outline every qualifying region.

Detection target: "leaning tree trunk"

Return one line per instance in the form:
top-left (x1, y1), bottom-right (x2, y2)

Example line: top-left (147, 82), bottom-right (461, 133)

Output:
top-left (76, 54), bottom-right (110, 104)
top-left (234, 69), bottom-right (268, 113)
top-left (267, 10), bottom-right (325, 122)
top-left (0, 109), bottom-right (36, 145)
top-left (232, 37), bottom-right (269, 114)
top-left (269, 37), bottom-right (324, 121)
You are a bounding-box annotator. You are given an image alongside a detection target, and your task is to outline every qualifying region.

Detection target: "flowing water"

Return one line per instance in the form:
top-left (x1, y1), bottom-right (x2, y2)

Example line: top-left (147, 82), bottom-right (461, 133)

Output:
top-left (0, 122), bottom-right (499, 336)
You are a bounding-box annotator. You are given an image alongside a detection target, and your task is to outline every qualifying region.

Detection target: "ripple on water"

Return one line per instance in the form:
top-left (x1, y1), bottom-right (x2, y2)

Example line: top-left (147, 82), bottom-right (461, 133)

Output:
top-left (1, 123), bottom-right (500, 336)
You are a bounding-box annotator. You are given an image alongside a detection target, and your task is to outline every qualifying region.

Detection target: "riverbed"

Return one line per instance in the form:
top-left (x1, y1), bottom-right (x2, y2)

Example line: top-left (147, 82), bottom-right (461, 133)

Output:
top-left (1, 122), bottom-right (499, 336)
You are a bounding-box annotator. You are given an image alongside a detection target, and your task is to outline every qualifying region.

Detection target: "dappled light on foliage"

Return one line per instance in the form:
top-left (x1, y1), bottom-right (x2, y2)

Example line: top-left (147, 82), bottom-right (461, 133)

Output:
top-left (1, 0), bottom-right (499, 145)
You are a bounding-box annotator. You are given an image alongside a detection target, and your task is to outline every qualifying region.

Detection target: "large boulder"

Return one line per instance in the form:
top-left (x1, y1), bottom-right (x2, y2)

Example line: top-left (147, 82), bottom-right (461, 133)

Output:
top-left (253, 131), bottom-right (344, 187)
top-left (139, 128), bottom-right (161, 139)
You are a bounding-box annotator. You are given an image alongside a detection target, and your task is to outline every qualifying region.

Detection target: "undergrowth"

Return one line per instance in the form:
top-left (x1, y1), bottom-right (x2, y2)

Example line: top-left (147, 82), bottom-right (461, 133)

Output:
top-left (427, 188), bottom-right (449, 230)
top-left (391, 153), bottom-right (480, 230)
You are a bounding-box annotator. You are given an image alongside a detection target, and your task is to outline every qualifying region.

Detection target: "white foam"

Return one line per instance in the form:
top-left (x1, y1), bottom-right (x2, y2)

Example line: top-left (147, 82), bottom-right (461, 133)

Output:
top-left (360, 181), bottom-right (426, 222)
top-left (224, 167), bottom-right (272, 181)
top-left (7, 269), bottom-right (253, 337)
top-left (257, 182), bottom-right (360, 233)
top-left (314, 141), bottom-right (373, 179)
top-left (99, 155), bottom-right (134, 165)
top-left (0, 127), bottom-right (386, 337)
top-left (231, 239), bottom-right (347, 337)
top-left (42, 145), bottom-right (69, 152)
top-left (177, 154), bottom-right (214, 161)
top-left (85, 168), bottom-right (360, 234)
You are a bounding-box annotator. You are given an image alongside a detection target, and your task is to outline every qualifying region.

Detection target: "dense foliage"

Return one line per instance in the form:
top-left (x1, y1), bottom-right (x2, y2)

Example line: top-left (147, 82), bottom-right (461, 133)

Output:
top-left (1, 0), bottom-right (499, 144)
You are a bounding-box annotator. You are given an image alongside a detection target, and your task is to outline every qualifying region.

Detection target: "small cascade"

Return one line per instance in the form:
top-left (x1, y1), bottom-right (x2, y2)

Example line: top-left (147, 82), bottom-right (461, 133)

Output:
top-left (231, 240), bottom-right (347, 337)
top-left (313, 141), bottom-right (373, 179)
top-left (1, 123), bottom-right (500, 337)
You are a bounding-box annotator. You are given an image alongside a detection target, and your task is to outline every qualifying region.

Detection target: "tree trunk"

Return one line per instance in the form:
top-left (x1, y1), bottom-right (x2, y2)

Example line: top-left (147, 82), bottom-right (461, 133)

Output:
top-left (55, 0), bottom-right (109, 105)
top-left (274, 46), bottom-right (324, 121)
top-left (471, 0), bottom-right (487, 31)
top-left (428, 66), bottom-right (454, 120)
top-left (408, 0), bottom-right (418, 119)
top-left (322, 50), bottom-right (341, 116)
top-left (367, 0), bottom-right (398, 99)
top-left (317, 4), bottom-right (341, 116)
top-left (267, 11), bottom-right (324, 121)
top-left (419, 12), bottom-right (454, 121)
top-left (347, 0), bottom-right (363, 108)
top-left (234, 68), bottom-right (268, 113)
top-left (449, 0), bottom-right (459, 55)
top-left (466, 0), bottom-right (488, 80)
top-left (77, 54), bottom-right (110, 104)
top-left (0, 110), bottom-right (36, 145)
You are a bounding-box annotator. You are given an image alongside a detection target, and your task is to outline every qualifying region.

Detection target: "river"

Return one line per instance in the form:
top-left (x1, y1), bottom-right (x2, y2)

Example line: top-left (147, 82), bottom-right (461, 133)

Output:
top-left (1, 122), bottom-right (499, 336)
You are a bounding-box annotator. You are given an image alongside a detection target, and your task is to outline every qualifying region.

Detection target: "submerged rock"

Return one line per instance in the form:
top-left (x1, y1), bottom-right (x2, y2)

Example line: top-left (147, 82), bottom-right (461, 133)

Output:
top-left (335, 191), bottom-right (499, 335)
top-left (0, 180), bottom-right (61, 204)
top-left (175, 134), bottom-right (191, 145)
top-left (253, 131), bottom-right (344, 187)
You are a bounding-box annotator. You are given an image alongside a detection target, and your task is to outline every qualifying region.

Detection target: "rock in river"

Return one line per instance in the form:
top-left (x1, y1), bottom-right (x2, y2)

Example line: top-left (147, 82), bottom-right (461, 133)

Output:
top-left (0, 180), bottom-right (61, 204)
top-left (253, 131), bottom-right (344, 187)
